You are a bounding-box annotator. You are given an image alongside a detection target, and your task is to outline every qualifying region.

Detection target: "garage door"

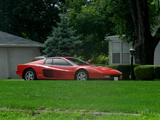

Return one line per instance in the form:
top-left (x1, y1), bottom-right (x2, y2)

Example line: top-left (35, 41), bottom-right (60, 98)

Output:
top-left (8, 47), bottom-right (41, 78)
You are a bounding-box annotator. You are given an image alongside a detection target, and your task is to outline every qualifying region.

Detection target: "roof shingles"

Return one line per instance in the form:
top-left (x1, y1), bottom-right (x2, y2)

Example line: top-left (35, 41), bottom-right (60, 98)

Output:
top-left (0, 31), bottom-right (43, 47)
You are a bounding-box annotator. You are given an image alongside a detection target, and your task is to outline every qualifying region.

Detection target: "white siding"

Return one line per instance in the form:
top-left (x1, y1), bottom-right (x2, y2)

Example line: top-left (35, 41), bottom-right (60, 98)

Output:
top-left (154, 41), bottom-right (160, 65)
top-left (0, 48), bottom-right (9, 78)
top-left (122, 42), bottom-right (130, 64)
top-left (8, 47), bottom-right (41, 78)
top-left (0, 47), bottom-right (41, 79)
top-left (108, 36), bottom-right (131, 65)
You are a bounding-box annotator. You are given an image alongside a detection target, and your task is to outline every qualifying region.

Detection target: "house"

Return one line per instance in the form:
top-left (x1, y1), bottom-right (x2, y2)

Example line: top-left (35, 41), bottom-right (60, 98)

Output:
top-left (154, 40), bottom-right (160, 65)
top-left (106, 35), bottom-right (160, 65)
top-left (106, 35), bottom-right (133, 65)
top-left (0, 31), bottom-right (43, 79)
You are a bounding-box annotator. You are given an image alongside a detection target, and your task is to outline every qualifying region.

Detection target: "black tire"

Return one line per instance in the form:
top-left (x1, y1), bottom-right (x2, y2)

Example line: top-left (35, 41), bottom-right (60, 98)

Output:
top-left (75, 70), bottom-right (88, 80)
top-left (23, 69), bottom-right (36, 80)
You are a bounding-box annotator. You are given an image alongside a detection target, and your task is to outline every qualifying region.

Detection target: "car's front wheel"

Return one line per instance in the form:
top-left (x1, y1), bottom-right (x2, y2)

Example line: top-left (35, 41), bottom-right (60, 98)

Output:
top-left (24, 69), bottom-right (36, 80)
top-left (75, 70), bottom-right (88, 80)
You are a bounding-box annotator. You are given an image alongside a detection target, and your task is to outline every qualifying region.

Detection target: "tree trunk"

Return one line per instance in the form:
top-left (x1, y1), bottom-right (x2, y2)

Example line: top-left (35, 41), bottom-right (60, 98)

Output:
top-left (128, 0), bottom-right (159, 65)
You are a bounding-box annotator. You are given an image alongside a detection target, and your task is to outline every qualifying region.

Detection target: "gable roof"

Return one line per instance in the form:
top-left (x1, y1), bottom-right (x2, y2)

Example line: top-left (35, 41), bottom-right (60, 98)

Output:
top-left (105, 35), bottom-right (120, 41)
top-left (0, 31), bottom-right (43, 47)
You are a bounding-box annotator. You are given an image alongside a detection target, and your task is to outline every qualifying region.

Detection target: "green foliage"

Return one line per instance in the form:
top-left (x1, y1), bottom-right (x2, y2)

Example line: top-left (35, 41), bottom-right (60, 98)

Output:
top-left (154, 66), bottom-right (160, 79)
top-left (134, 65), bottom-right (160, 80)
top-left (106, 0), bottom-right (134, 42)
top-left (0, 0), bottom-right (63, 42)
top-left (44, 14), bottom-right (81, 57)
top-left (148, 0), bottom-right (160, 32)
top-left (106, 0), bottom-right (160, 42)
top-left (134, 65), bottom-right (155, 80)
top-left (67, 0), bottom-right (112, 58)
top-left (91, 55), bottom-right (109, 64)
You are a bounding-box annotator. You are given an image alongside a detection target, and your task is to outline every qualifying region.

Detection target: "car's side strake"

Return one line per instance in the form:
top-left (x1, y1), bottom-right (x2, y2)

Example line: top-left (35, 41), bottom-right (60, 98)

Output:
top-left (43, 69), bottom-right (54, 77)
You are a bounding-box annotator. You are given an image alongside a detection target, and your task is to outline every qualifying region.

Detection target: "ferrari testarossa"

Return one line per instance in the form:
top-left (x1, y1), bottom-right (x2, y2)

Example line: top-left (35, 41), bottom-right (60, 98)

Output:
top-left (16, 57), bottom-right (122, 80)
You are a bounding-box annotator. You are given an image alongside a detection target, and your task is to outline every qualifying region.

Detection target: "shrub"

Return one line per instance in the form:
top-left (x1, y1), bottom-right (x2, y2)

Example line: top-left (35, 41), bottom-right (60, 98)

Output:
top-left (154, 66), bottom-right (160, 79)
top-left (134, 65), bottom-right (155, 80)
top-left (91, 55), bottom-right (109, 65)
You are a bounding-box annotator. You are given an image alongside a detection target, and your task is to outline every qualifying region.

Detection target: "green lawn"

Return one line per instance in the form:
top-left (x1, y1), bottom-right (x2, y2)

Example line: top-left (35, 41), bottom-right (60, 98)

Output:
top-left (0, 110), bottom-right (160, 120)
top-left (0, 79), bottom-right (160, 119)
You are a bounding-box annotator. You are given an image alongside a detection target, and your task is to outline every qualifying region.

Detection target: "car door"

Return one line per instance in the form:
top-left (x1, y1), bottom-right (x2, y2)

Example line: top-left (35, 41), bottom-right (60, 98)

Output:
top-left (52, 58), bottom-right (75, 79)
top-left (43, 58), bottom-right (75, 80)
top-left (42, 58), bottom-right (55, 79)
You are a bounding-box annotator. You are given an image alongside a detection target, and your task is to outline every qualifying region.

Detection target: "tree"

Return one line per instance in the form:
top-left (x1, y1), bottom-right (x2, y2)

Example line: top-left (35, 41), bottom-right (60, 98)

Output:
top-left (43, 14), bottom-right (81, 57)
top-left (67, 0), bottom-right (114, 58)
top-left (128, 0), bottom-right (159, 64)
top-left (0, 0), bottom-right (64, 43)
top-left (107, 0), bottom-right (160, 64)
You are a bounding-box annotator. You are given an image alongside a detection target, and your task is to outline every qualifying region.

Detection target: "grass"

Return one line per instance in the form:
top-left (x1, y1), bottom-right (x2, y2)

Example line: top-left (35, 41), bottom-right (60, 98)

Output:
top-left (0, 79), bottom-right (160, 119)
top-left (0, 110), bottom-right (160, 120)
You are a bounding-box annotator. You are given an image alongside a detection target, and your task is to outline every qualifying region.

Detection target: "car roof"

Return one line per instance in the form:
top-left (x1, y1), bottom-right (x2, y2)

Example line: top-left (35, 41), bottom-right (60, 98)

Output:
top-left (47, 57), bottom-right (74, 59)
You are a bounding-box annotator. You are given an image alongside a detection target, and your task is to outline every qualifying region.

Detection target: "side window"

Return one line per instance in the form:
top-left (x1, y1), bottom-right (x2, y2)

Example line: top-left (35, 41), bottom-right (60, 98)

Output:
top-left (53, 58), bottom-right (72, 66)
top-left (45, 58), bottom-right (53, 65)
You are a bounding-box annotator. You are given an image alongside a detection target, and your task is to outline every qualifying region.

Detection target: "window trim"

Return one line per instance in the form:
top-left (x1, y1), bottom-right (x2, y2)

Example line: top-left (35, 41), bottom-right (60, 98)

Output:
top-left (44, 58), bottom-right (53, 65)
top-left (44, 58), bottom-right (73, 66)
top-left (53, 58), bottom-right (73, 66)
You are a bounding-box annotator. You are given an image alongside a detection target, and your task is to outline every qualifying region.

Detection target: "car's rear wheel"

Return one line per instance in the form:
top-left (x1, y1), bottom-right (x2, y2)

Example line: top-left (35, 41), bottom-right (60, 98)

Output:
top-left (24, 69), bottom-right (36, 80)
top-left (75, 70), bottom-right (88, 80)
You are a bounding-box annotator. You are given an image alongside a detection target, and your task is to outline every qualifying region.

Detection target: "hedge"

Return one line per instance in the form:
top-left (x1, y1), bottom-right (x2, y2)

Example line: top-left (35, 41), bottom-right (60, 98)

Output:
top-left (134, 65), bottom-right (154, 80)
top-left (134, 65), bottom-right (160, 80)
top-left (155, 66), bottom-right (160, 79)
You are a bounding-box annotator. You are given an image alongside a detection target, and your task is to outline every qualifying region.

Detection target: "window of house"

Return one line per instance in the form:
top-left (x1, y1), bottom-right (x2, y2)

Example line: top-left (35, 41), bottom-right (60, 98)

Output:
top-left (112, 42), bottom-right (121, 64)
top-left (112, 53), bottom-right (120, 64)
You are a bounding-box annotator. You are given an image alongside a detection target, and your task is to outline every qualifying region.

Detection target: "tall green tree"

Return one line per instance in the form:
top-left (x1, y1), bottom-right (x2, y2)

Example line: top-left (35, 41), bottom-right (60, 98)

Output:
top-left (67, 0), bottom-right (114, 58)
top-left (107, 0), bottom-right (160, 64)
top-left (128, 0), bottom-right (159, 64)
top-left (44, 14), bottom-right (81, 57)
top-left (0, 0), bottom-right (63, 42)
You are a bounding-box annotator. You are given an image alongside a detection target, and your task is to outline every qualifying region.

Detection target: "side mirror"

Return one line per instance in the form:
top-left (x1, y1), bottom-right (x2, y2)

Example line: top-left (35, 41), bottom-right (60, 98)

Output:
top-left (87, 59), bottom-right (91, 64)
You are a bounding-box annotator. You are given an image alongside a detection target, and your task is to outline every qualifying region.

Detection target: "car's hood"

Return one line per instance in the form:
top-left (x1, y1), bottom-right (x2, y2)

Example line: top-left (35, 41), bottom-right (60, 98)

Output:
top-left (80, 65), bottom-right (122, 75)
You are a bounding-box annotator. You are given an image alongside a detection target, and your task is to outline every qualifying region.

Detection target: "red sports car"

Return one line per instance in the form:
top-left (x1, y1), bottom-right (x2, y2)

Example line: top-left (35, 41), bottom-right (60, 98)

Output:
top-left (16, 57), bottom-right (122, 80)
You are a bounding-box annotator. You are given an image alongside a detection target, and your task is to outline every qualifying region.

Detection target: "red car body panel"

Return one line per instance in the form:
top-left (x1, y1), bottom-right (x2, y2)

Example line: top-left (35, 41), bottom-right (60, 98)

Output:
top-left (16, 57), bottom-right (122, 80)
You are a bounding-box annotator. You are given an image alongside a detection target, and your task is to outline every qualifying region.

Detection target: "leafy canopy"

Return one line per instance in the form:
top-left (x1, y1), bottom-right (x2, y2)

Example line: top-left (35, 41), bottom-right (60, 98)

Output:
top-left (67, 0), bottom-right (113, 58)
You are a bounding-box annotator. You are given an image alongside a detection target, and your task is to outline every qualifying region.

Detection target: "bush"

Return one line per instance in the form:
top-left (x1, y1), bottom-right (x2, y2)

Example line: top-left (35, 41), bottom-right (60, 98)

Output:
top-left (91, 55), bottom-right (109, 65)
top-left (134, 65), bottom-right (155, 80)
top-left (155, 66), bottom-right (160, 79)
top-left (134, 65), bottom-right (160, 80)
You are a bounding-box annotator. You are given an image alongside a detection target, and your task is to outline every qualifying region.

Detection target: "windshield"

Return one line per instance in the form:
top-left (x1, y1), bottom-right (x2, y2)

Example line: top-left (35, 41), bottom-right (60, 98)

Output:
top-left (66, 58), bottom-right (88, 65)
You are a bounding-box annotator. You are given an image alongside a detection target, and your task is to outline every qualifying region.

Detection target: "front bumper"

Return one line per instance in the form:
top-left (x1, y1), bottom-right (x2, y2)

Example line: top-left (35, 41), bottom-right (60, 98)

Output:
top-left (104, 75), bottom-right (122, 80)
